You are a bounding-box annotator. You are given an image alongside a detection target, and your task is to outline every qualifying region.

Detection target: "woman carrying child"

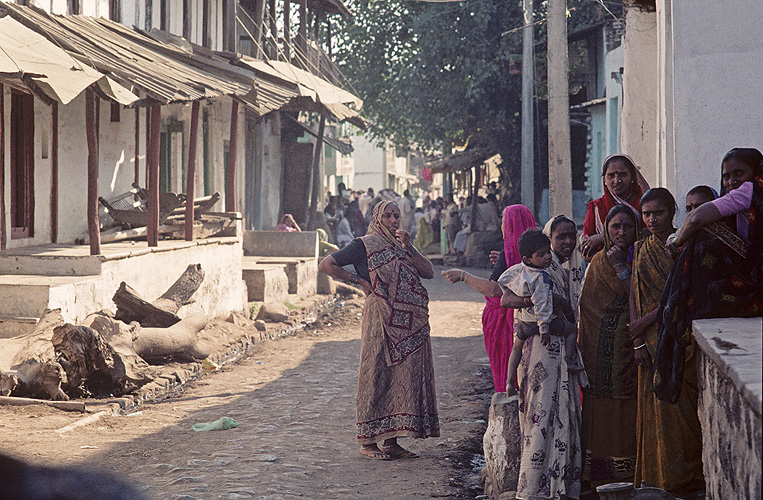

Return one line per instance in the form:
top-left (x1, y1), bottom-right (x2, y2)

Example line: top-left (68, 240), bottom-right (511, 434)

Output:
top-left (500, 228), bottom-right (585, 500)
top-left (578, 204), bottom-right (641, 488)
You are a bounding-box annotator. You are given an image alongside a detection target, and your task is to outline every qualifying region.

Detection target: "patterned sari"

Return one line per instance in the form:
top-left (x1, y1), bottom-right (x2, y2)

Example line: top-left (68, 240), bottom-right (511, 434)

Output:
top-left (654, 175), bottom-right (763, 404)
top-left (578, 224), bottom-right (639, 485)
top-left (633, 235), bottom-right (703, 492)
top-left (356, 201), bottom-right (440, 444)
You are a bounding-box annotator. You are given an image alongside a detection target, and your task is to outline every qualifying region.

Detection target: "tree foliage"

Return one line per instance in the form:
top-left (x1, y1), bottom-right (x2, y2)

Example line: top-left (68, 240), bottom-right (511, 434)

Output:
top-left (334, 0), bottom-right (621, 188)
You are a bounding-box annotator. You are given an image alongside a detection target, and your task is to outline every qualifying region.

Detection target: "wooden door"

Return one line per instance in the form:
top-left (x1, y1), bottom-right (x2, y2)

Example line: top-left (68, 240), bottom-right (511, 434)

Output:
top-left (10, 90), bottom-right (34, 239)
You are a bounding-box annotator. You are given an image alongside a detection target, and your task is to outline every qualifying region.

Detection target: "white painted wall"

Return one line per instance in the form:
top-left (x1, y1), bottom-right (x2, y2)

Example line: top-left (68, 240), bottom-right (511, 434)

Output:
top-left (252, 113), bottom-right (282, 230)
top-left (620, 6), bottom-right (659, 188)
top-left (350, 134), bottom-right (385, 193)
top-left (659, 0), bottom-right (763, 214)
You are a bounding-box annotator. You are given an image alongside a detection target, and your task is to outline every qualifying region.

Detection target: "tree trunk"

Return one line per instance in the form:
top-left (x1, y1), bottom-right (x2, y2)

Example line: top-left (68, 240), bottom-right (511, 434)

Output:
top-left (113, 264), bottom-right (205, 327)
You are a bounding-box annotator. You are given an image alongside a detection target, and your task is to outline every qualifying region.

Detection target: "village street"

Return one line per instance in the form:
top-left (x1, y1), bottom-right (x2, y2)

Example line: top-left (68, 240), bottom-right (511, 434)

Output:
top-left (0, 266), bottom-right (496, 500)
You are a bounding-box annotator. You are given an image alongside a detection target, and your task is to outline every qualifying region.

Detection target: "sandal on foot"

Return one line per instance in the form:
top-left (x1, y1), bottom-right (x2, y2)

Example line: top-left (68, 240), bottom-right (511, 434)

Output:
top-left (360, 447), bottom-right (392, 460)
top-left (379, 445), bottom-right (419, 459)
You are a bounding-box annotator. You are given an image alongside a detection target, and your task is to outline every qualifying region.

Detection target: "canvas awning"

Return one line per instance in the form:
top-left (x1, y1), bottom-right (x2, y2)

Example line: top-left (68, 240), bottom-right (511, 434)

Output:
top-left (426, 147), bottom-right (500, 174)
top-left (0, 3), bottom-right (255, 106)
top-left (0, 16), bottom-right (137, 105)
top-left (237, 56), bottom-right (365, 127)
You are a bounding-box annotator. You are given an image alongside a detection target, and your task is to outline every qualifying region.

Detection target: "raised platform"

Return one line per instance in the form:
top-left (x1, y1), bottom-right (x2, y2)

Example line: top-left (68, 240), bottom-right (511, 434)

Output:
top-left (0, 236), bottom-right (247, 333)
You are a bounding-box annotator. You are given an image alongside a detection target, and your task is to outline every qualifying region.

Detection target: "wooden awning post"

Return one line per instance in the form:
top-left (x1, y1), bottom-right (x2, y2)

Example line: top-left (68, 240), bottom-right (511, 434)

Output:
top-left (147, 104), bottom-right (161, 247)
top-left (284, 0), bottom-right (291, 62)
top-left (134, 107), bottom-right (140, 185)
top-left (0, 83), bottom-right (5, 250)
top-left (225, 99), bottom-right (239, 213)
top-left (185, 101), bottom-right (201, 241)
top-left (307, 112), bottom-right (326, 228)
top-left (51, 101), bottom-right (59, 244)
top-left (85, 90), bottom-right (101, 255)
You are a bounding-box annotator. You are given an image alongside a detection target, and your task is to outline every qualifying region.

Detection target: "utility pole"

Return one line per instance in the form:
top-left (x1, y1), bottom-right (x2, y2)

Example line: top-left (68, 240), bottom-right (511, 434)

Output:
top-left (546, 0), bottom-right (573, 219)
top-left (521, 0), bottom-right (535, 216)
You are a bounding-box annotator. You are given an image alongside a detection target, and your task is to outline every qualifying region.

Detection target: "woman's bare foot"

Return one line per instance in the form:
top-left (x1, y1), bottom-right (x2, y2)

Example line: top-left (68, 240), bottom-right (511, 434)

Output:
top-left (379, 442), bottom-right (419, 459)
top-left (359, 444), bottom-right (391, 460)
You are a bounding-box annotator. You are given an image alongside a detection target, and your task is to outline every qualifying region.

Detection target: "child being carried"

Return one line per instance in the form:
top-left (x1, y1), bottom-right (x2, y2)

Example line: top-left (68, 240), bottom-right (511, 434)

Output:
top-left (499, 229), bottom-right (582, 390)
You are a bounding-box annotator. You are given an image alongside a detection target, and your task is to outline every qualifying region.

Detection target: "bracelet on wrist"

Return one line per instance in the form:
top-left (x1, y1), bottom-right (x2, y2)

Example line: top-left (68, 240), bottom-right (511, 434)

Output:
top-left (616, 268), bottom-right (631, 280)
top-left (633, 343), bottom-right (647, 350)
top-left (350, 272), bottom-right (360, 284)
top-left (460, 270), bottom-right (466, 282)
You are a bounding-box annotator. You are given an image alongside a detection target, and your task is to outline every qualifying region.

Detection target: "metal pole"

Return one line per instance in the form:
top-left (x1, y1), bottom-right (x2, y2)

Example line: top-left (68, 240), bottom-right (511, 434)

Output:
top-left (547, 0), bottom-right (573, 219)
top-left (521, 0), bottom-right (535, 215)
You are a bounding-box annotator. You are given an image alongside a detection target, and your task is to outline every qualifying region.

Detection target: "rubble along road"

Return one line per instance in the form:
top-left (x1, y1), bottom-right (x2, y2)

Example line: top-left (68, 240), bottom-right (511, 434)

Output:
top-left (0, 266), bottom-right (495, 499)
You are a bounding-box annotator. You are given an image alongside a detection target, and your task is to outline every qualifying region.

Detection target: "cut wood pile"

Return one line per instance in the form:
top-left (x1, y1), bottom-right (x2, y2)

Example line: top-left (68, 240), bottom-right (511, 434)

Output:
top-left (0, 265), bottom-right (214, 401)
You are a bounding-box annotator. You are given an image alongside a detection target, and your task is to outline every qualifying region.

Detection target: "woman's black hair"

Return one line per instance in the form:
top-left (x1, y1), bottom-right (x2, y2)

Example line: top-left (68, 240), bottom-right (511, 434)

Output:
top-left (640, 187), bottom-right (677, 219)
top-left (605, 204), bottom-right (637, 227)
top-left (721, 148), bottom-right (763, 173)
top-left (549, 215), bottom-right (576, 235)
top-left (602, 154), bottom-right (637, 178)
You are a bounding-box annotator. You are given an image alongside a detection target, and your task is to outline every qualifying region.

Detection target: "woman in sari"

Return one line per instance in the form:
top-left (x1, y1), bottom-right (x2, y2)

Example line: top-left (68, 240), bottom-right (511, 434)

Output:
top-left (630, 188), bottom-right (704, 494)
top-left (441, 205), bottom-right (536, 391)
top-left (318, 201), bottom-right (439, 460)
top-left (276, 213), bottom-right (301, 232)
top-left (578, 204), bottom-right (641, 487)
top-left (581, 155), bottom-right (648, 261)
top-left (501, 224), bottom-right (587, 500)
top-left (655, 148), bottom-right (763, 404)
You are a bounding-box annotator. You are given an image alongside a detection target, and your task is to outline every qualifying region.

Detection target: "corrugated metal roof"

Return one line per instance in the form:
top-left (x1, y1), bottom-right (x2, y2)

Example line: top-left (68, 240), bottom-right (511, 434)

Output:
top-left (0, 3), bottom-right (254, 105)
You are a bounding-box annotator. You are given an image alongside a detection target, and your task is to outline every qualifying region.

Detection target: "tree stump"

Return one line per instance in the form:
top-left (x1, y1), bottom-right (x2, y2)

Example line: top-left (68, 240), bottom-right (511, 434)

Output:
top-left (113, 264), bottom-right (204, 327)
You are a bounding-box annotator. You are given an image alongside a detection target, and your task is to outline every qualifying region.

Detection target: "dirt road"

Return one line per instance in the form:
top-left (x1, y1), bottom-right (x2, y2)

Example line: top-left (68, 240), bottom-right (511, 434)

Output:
top-left (0, 266), bottom-right (496, 499)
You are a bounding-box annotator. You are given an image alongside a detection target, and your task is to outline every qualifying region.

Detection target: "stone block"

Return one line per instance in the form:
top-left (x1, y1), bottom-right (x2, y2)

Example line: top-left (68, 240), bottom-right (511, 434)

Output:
top-left (253, 257), bottom-right (317, 298)
top-left (241, 261), bottom-right (288, 303)
top-left (242, 231), bottom-right (319, 259)
top-left (482, 392), bottom-right (520, 499)
top-left (256, 302), bottom-right (289, 323)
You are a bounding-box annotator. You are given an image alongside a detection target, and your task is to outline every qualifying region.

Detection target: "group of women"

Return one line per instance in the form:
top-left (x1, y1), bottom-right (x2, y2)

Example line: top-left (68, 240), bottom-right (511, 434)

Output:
top-left (317, 147), bottom-right (762, 500)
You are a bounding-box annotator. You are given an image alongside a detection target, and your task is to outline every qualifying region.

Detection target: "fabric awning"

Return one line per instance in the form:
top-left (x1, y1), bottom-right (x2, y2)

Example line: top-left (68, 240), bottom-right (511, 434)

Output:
top-left (426, 147), bottom-right (500, 174)
top-left (0, 3), bottom-right (254, 106)
top-left (0, 16), bottom-right (136, 105)
top-left (237, 57), bottom-right (365, 127)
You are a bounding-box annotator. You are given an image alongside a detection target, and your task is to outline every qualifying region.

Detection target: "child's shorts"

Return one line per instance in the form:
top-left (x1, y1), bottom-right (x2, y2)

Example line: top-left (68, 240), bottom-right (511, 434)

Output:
top-left (516, 316), bottom-right (577, 341)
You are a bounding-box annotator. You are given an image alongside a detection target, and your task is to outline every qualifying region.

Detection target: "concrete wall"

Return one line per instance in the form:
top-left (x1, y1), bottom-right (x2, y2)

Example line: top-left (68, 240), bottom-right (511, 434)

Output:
top-left (248, 113), bottom-right (282, 231)
top-left (692, 318), bottom-right (762, 500)
top-left (659, 0), bottom-right (763, 222)
top-left (47, 237), bottom-right (247, 324)
top-left (621, 5), bottom-right (659, 188)
top-left (243, 230), bottom-right (318, 258)
top-left (350, 134), bottom-right (386, 193)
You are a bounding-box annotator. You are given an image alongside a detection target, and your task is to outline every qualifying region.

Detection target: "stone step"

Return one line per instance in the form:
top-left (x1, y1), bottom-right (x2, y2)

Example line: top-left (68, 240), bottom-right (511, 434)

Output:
top-left (0, 275), bottom-right (98, 324)
top-left (253, 257), bottom-right (317, 298)
top-left (0, 252), bottom-right (102, 276)
top-left (0, 315), bottom-right (38, 339)
top-left (241, 259), bottom-right (289, 303)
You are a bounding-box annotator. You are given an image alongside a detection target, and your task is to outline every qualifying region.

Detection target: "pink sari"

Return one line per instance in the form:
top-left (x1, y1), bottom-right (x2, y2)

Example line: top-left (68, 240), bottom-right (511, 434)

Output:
top-left (481, 204), bottom-right (536, 391)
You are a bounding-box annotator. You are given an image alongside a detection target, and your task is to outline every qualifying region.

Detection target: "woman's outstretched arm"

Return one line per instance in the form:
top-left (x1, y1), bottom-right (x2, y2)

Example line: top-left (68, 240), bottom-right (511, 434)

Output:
top-left (672, 202), bottom-right (722, 248)
top-left (441, 268), bottom-right (502, 297)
